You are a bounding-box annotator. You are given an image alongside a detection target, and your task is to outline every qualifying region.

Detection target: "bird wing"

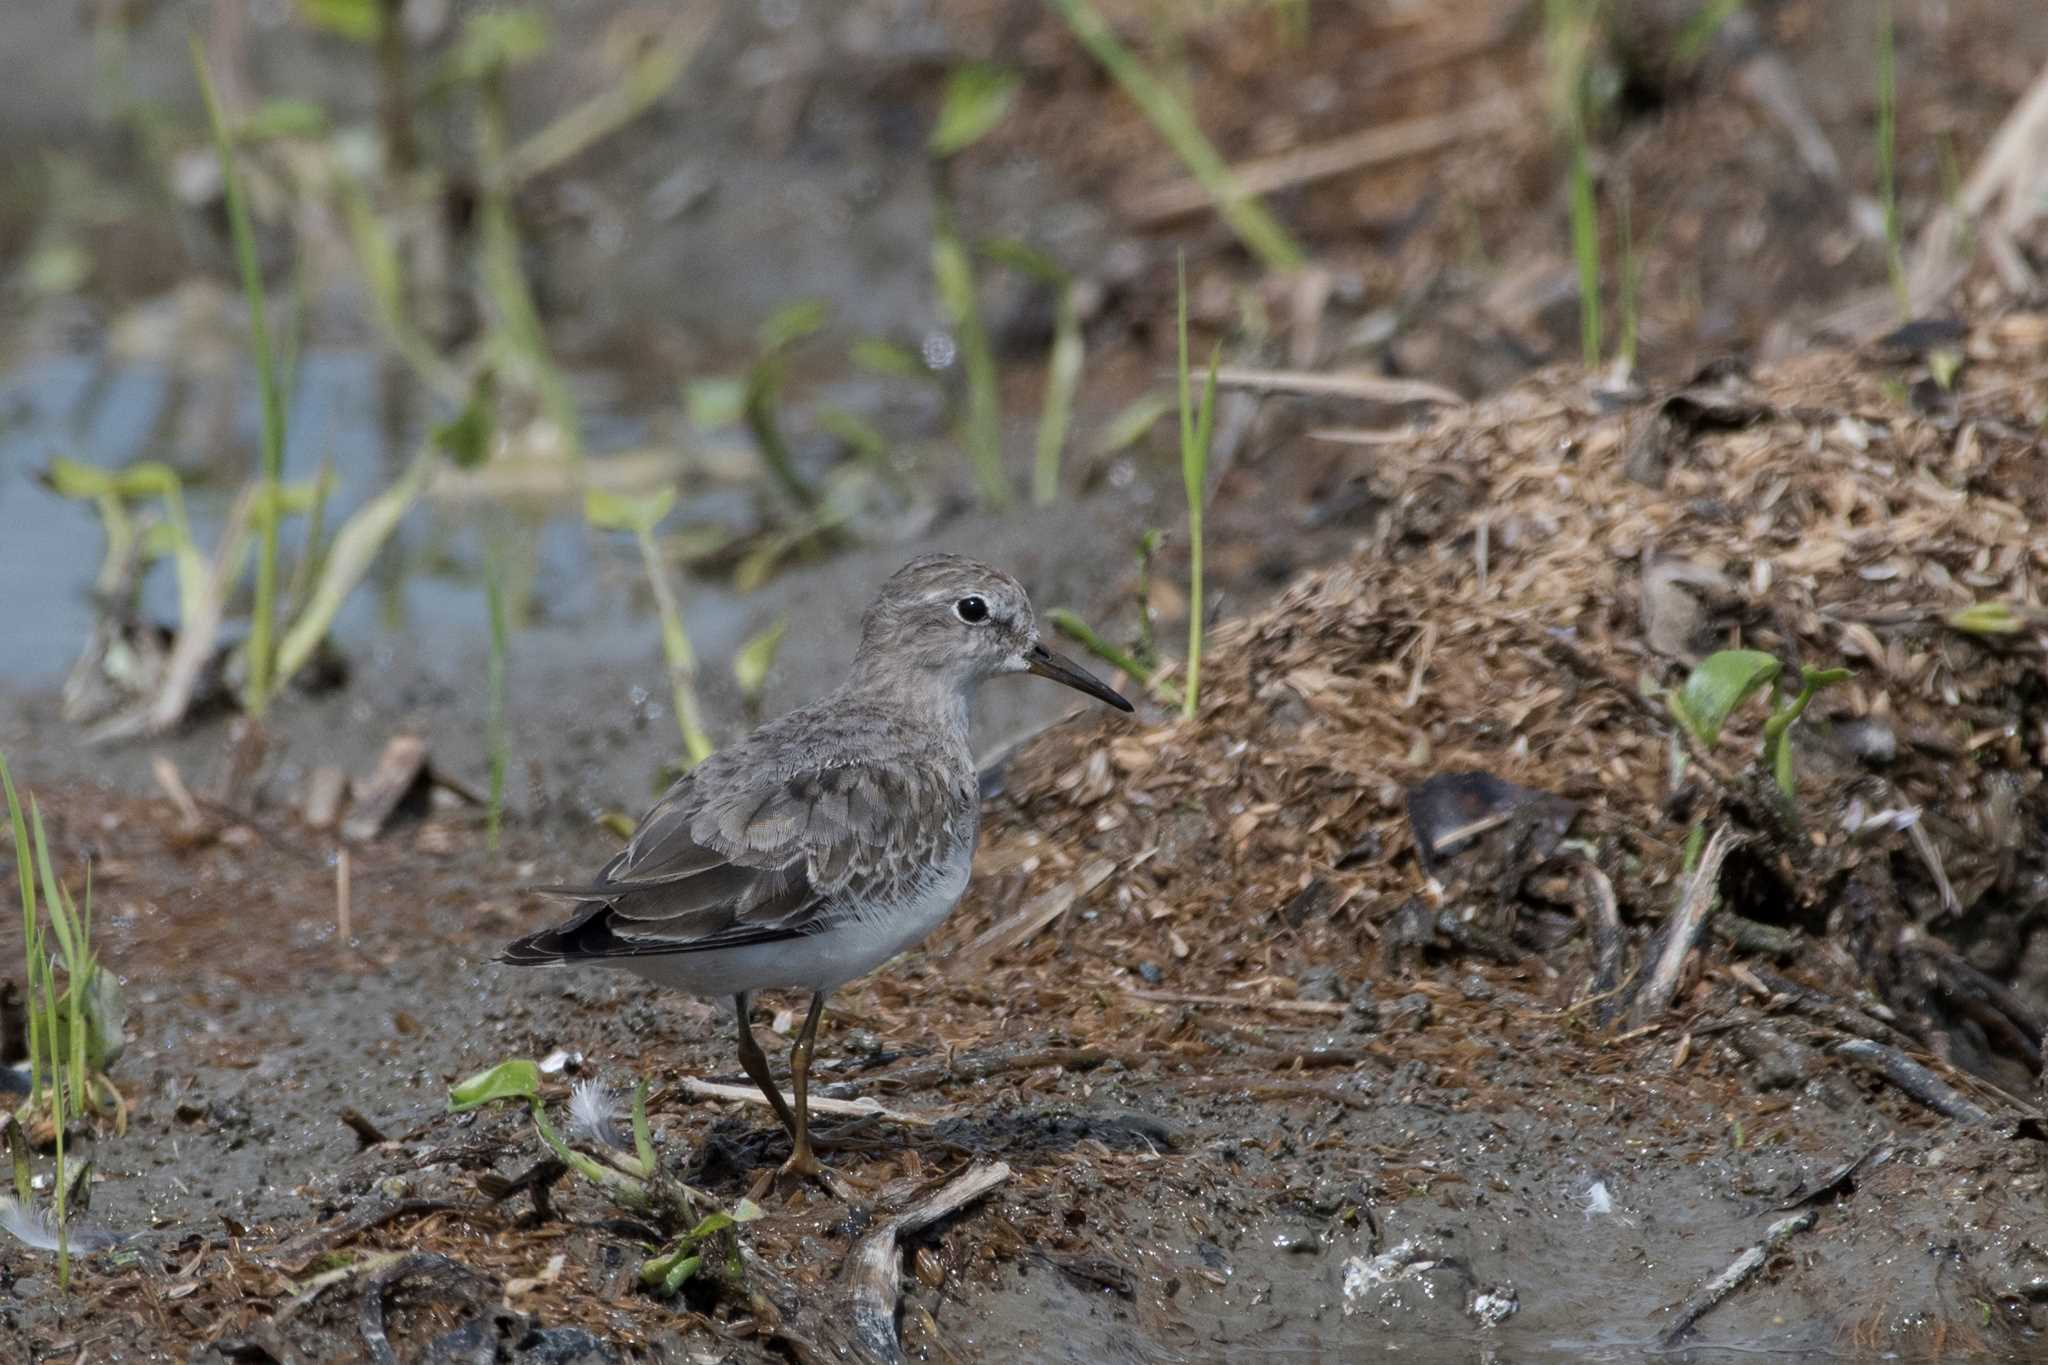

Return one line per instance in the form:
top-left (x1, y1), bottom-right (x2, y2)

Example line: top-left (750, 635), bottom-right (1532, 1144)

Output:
top-left (501, 756), bottom-right (969, 963)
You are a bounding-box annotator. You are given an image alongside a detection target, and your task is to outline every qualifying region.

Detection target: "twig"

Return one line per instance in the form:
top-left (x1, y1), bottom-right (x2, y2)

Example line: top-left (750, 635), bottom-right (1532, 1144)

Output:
top-left (335, 847), bottom-right (352, 949)
top-left (674, 1077), bottom-right (935, 1127)
top-left (1199, 366), bottom-right (1464, 407)
top-left (1120, 95), bottom-right (1521, 226)
top-left (359, 1253), bottom-right (490, 1365)
top-left (338, 1107), bottom-right (386, 1148)
top-left (1734, 966), bottom-right (1916, 1050)
top-left (1626, 827), bottom-right (1744, 1027)
top-left (847, 1162), bottom-right (1011, 1365)
top-left (1829, 1038), bottom-right (1992, 1125)
top-left (1657, 1210), bottom-right (1815, 1347)
top-left (1555, 853), bottom-right (1625, 1018)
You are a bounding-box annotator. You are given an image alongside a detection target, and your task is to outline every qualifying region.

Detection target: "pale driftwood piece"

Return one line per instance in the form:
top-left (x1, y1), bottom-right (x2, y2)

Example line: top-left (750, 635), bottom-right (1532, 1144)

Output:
top-left (302, 765), bottom-right (349, 831)
top-left (846, 1162), bottom-right (1011, 1365)
top-left (675, 1077), bottom-right (937, 1127)
top-left (342, 735), bottom-right (429, 842)
top-left (147, 486), bottom-right (256, 738)
top-left (1657, 1209), bottom-right (1815, 1347)
top-left (1119, 95), bottom-right (1520, 226)
top-left (1626, 826), bottom-right (1744, 1028)
top-left (1203, 366), bottom-right (1465, 407)
top-left (951, 857), bottom-right (1117, 971)
top-left (151, 755), bottom-right (205, 830)
top-left (1830, 1038), bottom-right (1992, 1125)
top-left (1907, 58), bottom-right (2048, 312)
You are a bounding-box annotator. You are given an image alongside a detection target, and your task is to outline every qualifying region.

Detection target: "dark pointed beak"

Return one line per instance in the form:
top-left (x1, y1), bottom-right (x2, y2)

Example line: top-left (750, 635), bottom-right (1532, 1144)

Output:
top-left (1026, 643), bottom-right (1134, 712)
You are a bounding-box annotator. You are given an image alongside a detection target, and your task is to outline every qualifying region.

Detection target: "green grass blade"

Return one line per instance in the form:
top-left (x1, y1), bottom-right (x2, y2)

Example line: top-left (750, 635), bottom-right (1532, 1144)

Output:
top-left (1048, 0), bottom-right (1302, 270)
top-left (635, 527), bottom-right (714, 767)
top-left (193, 43), bottom-right (289, 719)
top-left (1033, 280), bottom-right (1084, 505)
top-left (1, 753), bottom-right (41, 1105)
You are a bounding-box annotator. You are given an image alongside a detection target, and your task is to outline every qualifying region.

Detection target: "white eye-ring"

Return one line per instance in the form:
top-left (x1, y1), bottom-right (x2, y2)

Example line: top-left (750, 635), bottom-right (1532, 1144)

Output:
top-left (954, 595), bottom-right (990, 624)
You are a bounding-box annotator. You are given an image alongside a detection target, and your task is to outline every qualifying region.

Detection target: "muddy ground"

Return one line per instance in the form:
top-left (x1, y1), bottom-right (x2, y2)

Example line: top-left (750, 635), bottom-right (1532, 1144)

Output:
top-left (4, 1), bottom-right (2048, 1362)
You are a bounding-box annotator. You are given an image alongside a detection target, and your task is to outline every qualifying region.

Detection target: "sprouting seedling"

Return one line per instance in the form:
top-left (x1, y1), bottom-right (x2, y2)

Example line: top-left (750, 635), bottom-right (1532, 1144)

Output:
top-left (1175, 257), bottom-right (1219, 721)
top-left (4, 753), bottom-right (129, 1288)
top-left (744, 299), bottom-right (832, 510)
top-left (447, 1061), bottom-right (706, 1228)
top-left (733, 616), bottom-right (789, 721)
top-left (980, 238), bottom-right (1086, 507)
top-left (1543, 0), bottom-right (1602, 369)
top-left (1047, 0), bottom-right (1303, 270)
top-left (194, 44), bottom-right (290, 721)
top-left (584, 488), bottom-right (714, 767)
top-left (1667, 650), bottom-right (1851, 799)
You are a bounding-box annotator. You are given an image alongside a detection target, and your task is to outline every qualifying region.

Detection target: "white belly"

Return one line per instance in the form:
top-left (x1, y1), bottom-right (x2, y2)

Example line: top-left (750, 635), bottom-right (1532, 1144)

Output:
top-left (620, 845), bottom-right (974, 998)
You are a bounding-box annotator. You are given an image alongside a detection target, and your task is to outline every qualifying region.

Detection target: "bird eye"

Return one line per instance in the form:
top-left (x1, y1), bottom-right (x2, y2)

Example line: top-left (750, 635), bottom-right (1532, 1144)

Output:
top-left (954, 595), bottom-right (990, 624)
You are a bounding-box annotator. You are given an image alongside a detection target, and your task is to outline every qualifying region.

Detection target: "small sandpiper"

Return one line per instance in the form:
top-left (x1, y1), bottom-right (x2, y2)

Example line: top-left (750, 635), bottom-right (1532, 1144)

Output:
top-left (502, 554), bottom-right (1132, 1194)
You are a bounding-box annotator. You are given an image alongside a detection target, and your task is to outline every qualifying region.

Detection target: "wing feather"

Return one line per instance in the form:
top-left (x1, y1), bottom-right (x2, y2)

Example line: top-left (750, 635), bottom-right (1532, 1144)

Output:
top-left (500, 749), bottom-right (972, 965)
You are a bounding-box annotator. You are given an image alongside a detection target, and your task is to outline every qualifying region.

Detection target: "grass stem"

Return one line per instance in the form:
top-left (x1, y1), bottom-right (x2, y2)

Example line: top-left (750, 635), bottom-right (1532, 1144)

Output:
top-left (1049, 0), bottom-right (1302, 269)
top-left (194, 44), bottom-right (288, 719)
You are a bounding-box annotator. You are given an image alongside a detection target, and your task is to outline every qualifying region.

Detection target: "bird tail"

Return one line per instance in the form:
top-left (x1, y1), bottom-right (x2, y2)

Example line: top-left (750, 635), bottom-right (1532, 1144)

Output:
top-left (497, 899), bottom-right (609, 966)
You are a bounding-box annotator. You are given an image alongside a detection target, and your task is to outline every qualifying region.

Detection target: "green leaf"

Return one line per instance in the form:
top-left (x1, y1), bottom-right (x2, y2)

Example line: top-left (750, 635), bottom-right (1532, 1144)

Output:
top-left (758, 299), bottom-right (831, 356)
top-left (733, 617), bottom-right (789, 703)
top-left (432, 371), bottom-right (498, 469)
top-left (817, 408), bottom-right (890, 466)
top-left (1092, 393), bottom-right (1173, 457)
top-left (1671, 649), bottom-right (1782, 748)
top-left (447, 1058), bottom-right (541, 1112)
top-left (453, 10), bottom-right (551, 80)
top-left (42, 458), bottom-right (115, 501)
top-left (630, 1080), bottom-right (656, 1177)
top-left (850, 338), bottom-right (932, 383)
top-left (1946, 601), bottom-right (2026, 636)
top-left (1928, 346), bottom-right (1963, 392)
top-left (297, 0), bottom-right (382, 41)
top-left (583, 486), bottom-right (676, 536)
top-left (930, 64), bottom-right (1021, 157)
top-left (24, 243), bottom-right (90, 297)
top-left (274, 455), bottom-right (430, 690)
top-left (684, 377), bottom-right (747, 431)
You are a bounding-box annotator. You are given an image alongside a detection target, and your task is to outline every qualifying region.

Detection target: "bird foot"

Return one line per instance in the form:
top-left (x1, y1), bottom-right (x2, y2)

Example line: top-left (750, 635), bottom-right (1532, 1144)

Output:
top-left (746, 1148), bottom-right (859, 1205)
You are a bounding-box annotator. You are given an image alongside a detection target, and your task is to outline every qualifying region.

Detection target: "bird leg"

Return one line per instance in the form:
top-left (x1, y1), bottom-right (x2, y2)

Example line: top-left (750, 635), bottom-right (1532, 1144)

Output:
top-left (731, 992), bottom-right (799, 1137)
top-left (784, 990), bottom-right (830, 1176)
top-left (742, 991), bottom-right (858, 1204)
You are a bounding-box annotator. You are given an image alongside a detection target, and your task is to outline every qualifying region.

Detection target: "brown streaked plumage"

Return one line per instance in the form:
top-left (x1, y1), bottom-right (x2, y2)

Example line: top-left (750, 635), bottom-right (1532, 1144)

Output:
top-left (501, 554), bottom-right (1131, 1194)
